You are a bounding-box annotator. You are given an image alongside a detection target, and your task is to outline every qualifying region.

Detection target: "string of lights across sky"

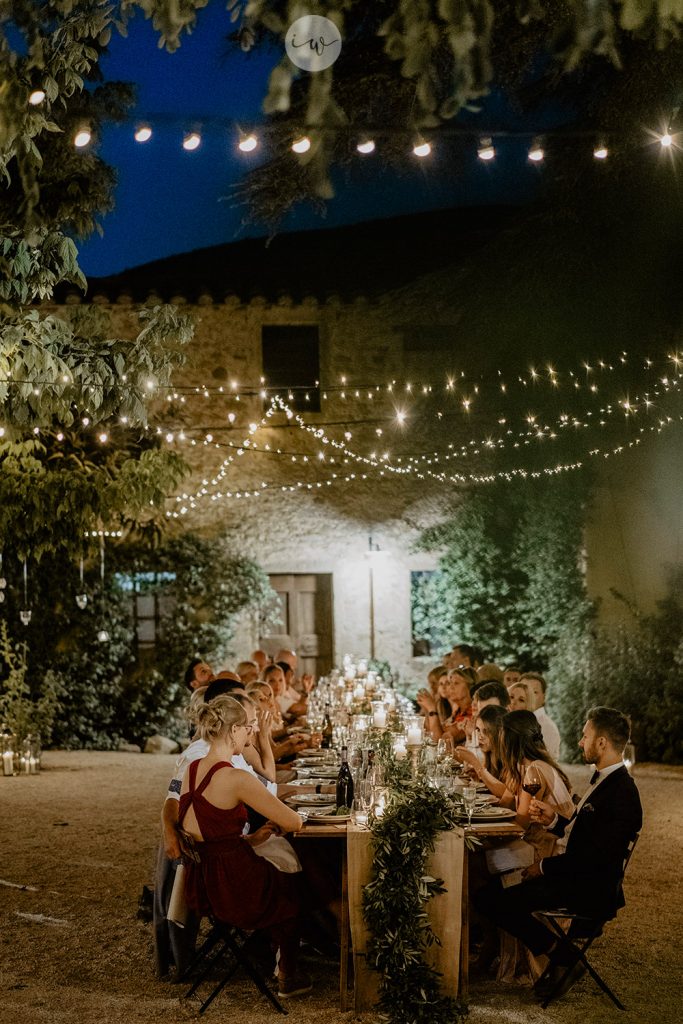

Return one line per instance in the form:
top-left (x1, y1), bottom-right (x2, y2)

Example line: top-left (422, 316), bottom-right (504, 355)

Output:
top-left (23, 86), bottom-right (681, 161)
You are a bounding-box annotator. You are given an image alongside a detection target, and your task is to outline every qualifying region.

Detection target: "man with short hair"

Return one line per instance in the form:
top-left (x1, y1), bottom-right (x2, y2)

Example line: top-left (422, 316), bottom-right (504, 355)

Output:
top-left (474, 706), bottom-right (642, 999)
top-left (523, 672), bottom-right (561, 761)
top-left (251, 649), bottom-right (270, 674)
top-left (183, 657), bottom-right (213, 690)
top-left (503, 664), bottom-right (521, 688)
top-left (475, 680), bottom-right (511, 710)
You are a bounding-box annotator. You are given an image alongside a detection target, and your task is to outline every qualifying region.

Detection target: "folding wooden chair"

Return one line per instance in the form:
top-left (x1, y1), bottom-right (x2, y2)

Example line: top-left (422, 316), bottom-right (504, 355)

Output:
top-left (182, 916), bottom-right (288, 1015)
top-left (534, 834), bottom-right (640, 1011)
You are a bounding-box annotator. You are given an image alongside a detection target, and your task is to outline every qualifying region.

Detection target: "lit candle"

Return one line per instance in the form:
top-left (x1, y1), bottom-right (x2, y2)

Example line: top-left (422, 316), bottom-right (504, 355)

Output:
top-left (407, 726), bottom-right (422, 745)
top-left (2, 751), bottom-right (13, 776)
top-left (353, 682), bottom-right (365, 699)
top-left (393, 738), bottom-right (407, 761)
top-left (372, 707), bottom-right (387, 728)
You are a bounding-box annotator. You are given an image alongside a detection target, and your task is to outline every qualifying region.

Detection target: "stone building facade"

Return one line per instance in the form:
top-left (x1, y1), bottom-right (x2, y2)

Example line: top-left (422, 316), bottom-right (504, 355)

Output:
top-left (55, 209), bottom-right (682, 683)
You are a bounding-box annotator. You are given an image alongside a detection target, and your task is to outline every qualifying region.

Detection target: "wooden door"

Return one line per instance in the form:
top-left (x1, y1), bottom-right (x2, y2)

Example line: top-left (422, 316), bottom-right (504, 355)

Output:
top-left (261, 574), bottom-right (333, 678)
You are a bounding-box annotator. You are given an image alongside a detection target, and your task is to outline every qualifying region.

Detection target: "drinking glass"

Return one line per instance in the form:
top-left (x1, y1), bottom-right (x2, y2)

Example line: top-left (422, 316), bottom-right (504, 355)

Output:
top-left (522, 764), bottom-right (543, 798)
top-left (436, 736), bottom-right (454, 764)
top-left (462, 785), bottom-right (478, 827)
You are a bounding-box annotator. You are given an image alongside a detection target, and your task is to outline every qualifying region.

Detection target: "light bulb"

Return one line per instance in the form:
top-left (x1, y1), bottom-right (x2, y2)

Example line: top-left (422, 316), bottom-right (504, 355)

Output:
top-left (528, 142), bottom-right (544, 162)
top-left (134, 125), bottom-right (152, 143)
top-left (477, 137), bottom-right (495, 161)
top-left (659, 133), bottom-right (673, 148)
top-left (29, 89), bottom-right (46, 106)
top-left (292, 136), bottom-right (311, 154)
top-left (74, 128), bottom-right (91, 148)
top-left (97, 628), bottom-right (110, 643)
top-left (76, 594), bottom-right (88, 610)
top-left (593, 144), bottom-right (608, 160)
top-left (238, 133), bottom-right (258, 153)
top-left (412, 141), bottom-right (431, 158)
top-left (357, 139), bottom-right (375, 154)
top-left (183, 132), bottom-right (201, 151)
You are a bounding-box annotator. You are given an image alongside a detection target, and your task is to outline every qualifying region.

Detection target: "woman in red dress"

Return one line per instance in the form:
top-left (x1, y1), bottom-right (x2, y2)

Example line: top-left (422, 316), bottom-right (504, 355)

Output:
top-left (178, 693), bottom-right (311, 997)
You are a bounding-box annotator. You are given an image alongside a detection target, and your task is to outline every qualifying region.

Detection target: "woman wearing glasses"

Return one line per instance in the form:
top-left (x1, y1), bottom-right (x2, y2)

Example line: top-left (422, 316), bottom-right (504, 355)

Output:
top-left (178, 693), bottom-right (312, 997)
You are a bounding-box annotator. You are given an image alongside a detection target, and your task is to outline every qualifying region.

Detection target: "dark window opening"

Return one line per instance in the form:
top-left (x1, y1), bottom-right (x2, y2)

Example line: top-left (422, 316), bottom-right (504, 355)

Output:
top-left (114, 571), bottom-right (176, 649)
top-left (262, 325), bottom-right (320, 412)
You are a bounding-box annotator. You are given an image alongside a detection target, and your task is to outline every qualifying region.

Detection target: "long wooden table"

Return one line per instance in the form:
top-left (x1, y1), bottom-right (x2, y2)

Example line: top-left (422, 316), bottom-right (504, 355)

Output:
top-left (293, 818), bottom-right (523, 1011)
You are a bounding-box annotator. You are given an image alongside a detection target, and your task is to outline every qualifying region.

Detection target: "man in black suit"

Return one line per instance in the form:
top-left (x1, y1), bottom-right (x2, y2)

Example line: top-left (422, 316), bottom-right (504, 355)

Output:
top-left (474, 706), bottom-right (642, 993)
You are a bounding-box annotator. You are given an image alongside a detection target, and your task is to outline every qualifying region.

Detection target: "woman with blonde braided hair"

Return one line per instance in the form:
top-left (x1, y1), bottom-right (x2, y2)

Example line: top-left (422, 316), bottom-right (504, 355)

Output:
top-left (178, 693), bottom-right (312, 997)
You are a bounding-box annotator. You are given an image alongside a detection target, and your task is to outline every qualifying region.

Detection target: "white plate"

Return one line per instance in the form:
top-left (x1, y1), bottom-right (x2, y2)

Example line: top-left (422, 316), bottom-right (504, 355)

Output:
top-left (285, 793), bottom-right (335, 805)
top-left (458, 807), bottom-right (517, 821)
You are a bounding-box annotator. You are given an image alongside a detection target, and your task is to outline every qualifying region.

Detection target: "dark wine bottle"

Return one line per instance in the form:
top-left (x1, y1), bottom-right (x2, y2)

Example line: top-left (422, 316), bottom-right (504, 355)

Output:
top-left (336, 746), bottom-right (354, 811)
top-left (321, 703), bottom-right (333, 749)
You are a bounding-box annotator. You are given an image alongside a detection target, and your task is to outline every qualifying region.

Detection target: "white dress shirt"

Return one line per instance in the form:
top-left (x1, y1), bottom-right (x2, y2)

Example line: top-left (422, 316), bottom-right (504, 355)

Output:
top-left (534, 706), bottom-right (561, 761)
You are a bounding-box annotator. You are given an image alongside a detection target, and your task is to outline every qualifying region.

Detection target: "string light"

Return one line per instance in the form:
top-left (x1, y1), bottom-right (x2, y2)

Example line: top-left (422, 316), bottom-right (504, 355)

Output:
top-left (238, 133), bottom-right (258, 152)
top-left (659, 133), bottom-right (673, 148)
top-left (74, 127), bottom-right (91, 148)
top-left (477, 137), bottom-right (495, 161)
top-left (292, 136), bottom-right (311, 154)
top-left (528, 138), bottom-right (545, 162)
top-left (357, 139), bottom-right (376, 155)
top-left (412, 141), bottom-right (431, 158)
top-left (183, 131), bottom-right (201, 151)
top-left (593, 143), bottom-right (609, 160)
top-left (134, 125), bottom-right (153, 143)
top-left (28, 89), bottom-right (45, 105)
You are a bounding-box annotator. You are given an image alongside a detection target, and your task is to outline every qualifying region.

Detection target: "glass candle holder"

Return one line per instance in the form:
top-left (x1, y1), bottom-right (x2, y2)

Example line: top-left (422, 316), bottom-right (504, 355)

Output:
top-left (1, 733), bottom-right (14, 777)
top-left (371, 702), bottom-right (387, 728)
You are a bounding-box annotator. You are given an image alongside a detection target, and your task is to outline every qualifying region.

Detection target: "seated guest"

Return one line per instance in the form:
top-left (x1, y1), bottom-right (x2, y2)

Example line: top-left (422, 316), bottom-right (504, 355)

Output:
top-left (496, 711), bottom-right (573, 841)
top-left (247, 681), bottom-right (308, 762)
top-left (178, 694), bottom-right (313, 998)
top-left (425, 668), bottom-right (475, 743)
top-left (426, 664), bottom-right (447, 699)
top-left (508, 680), bottom-right (532, 712)
top-left (503, 664), bottom-right (522, 688)
top-left (475, 707), bottom-right (642, 999)
top-left (251, 649), bottom-right (270, 674)
top-left (417, 669), bottom-right (450, 724)
top-left (236, 660), bottom-right (260, 686)
top-left (456, 705), bottom-right (508, 796)
top-left (445, 642), bottom-right (480, 670)
top-left (476, 680), bottom-right (511, 711)
top-left (276, 648), bottom-right (315, 694)
top-left (272, 661), bottom-right (308, 718)
top-left (155, 681), bottom-right (271, 979)
top-left (487, 710), bottom-right (574, 984)
top-left (476, 663), bottom-right (505, 684)
top-left (521, 672), bottom-right (561, 761)
top-left (184, 657), bottom-right (241, 690)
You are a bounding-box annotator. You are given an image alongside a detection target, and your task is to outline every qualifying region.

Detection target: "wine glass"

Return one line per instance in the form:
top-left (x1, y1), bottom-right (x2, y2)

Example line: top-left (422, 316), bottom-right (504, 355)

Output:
top-left (523, 764), bottom-right (543, 798)
top-left (462, 785), bottom-right (478, 827)
top-left (436, 736), bottom-right (453, 764)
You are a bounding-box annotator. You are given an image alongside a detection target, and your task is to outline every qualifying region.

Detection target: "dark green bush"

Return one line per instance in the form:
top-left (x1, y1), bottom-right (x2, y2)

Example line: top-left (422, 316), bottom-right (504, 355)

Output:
top-left (0, 533), bottom-right (276, 748)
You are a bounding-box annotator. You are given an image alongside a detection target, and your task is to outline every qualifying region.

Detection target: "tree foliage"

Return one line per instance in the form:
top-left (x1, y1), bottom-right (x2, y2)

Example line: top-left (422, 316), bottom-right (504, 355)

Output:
top-left (547, 571), bottom-right (683, 763)
top-left (0, 532), bottom-right (277, 748)
top-left (415, 474), bottom-right (595, 667)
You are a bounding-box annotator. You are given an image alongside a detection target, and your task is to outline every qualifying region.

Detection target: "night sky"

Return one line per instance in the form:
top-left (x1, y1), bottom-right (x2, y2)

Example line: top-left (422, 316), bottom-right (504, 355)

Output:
top-left (79, 2), bottom-right (562, 277)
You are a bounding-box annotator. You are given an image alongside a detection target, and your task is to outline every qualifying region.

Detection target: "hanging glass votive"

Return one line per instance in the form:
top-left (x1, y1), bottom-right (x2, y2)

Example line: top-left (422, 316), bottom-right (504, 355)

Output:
top-left (1, 732), bottom-right (15, 776)
top-left (0, 552), bottom-right (6, 603)
top-left (75, 555), bottom-right (88, 608)
top-left (20, 557), bottom-right (32, 624)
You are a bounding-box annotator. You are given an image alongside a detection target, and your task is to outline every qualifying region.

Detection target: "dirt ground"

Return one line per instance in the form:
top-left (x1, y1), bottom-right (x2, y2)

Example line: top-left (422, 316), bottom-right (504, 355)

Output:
top-left (0, 752), bottom-right (680, 1024)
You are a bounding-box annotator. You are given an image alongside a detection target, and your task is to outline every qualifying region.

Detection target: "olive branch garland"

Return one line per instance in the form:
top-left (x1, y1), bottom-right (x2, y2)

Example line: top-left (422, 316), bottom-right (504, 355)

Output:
top-left (362, 777), bottom-right (471, 1024)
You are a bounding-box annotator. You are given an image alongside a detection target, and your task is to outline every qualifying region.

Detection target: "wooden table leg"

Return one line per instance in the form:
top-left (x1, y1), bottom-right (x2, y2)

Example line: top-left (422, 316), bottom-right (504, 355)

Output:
top-left (460, 840), bottom-right (469, 998)
top-left (340, 841), bottom-right (349, 1011)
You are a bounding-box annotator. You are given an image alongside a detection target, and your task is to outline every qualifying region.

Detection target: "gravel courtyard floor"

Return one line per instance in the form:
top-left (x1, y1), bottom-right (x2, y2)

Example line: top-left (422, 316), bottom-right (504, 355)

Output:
top-left (0, 751), bottom-right (680, 1024)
